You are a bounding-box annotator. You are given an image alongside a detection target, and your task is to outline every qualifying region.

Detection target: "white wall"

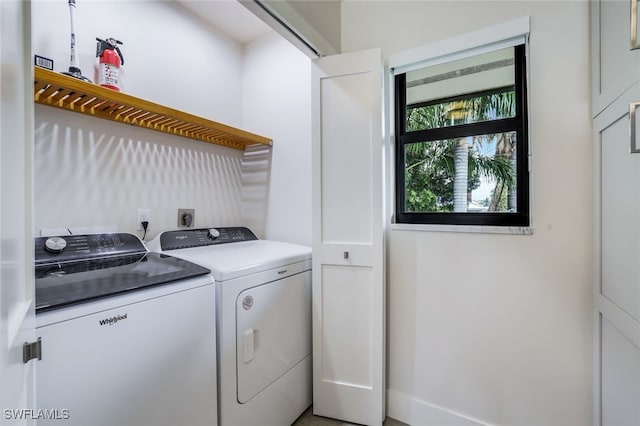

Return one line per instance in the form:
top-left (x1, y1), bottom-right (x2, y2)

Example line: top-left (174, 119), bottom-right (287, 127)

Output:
top-left (32, 0), bottom-right (243, 124)
top-left (243, 33), bottom-right (312, 246)
top-left (34, 105), bottom-right (246, 238)
top-left (31, 0), bottom-right (260, 239)
top-left (341, 1), bottom-right (592, 425)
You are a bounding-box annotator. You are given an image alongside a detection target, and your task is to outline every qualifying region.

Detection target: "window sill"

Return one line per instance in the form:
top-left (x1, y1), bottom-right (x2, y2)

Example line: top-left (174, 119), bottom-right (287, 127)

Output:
top-left (390, 223), bottom-right (533, 235)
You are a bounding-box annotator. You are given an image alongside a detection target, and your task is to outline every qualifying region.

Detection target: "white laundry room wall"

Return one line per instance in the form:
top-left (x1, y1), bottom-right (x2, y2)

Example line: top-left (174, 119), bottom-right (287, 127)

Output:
top-left (341, 1), bottom-right (593, 426)
top-left (31, 0), bottom-right (280, 240)
top-left (242, 32), bottom-right (312, 246)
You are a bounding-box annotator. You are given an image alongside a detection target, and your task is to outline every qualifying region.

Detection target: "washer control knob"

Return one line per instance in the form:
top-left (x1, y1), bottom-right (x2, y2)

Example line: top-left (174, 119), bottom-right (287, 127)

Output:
top-left (208, 228), bottom-right (220, 240)
top-left (44, 237), bottom-right (67, 254)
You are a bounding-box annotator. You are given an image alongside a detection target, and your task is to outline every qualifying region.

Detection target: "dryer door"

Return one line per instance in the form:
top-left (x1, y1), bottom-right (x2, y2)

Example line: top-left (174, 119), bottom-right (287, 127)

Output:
top-left (236, 270), bottom-right (311, 404)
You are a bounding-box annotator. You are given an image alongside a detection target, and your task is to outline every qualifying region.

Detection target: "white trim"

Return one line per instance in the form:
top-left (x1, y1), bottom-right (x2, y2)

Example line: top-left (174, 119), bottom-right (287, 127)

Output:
top-left (391, 223), bottom-right (533, 235)
top-left (387, 389), bottom-right (497, 426)
top-left (389, 16), bottom-right (530, 74)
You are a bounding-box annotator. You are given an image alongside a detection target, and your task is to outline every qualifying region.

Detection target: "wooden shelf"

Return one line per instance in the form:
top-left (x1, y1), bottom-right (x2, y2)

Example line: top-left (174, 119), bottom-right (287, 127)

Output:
top-left (33, 67), bottom-right (272, 151)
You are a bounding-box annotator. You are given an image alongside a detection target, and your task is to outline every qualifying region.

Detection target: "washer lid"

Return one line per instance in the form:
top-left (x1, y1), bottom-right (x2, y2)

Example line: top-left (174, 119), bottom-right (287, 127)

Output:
top-left (35, 252), bottom-right (211, 312)
top-left (158, 240), bottom-right (311, 281)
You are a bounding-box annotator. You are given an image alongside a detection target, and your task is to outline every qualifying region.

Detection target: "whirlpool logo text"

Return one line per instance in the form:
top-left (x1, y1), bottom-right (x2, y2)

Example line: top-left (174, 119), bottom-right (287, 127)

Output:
top-left (99, 313), bottom-right (127, 326)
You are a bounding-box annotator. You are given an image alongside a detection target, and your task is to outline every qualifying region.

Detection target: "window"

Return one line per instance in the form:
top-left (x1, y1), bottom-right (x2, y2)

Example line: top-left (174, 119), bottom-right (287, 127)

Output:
top-left (394, 43), bottom-right (529, 227)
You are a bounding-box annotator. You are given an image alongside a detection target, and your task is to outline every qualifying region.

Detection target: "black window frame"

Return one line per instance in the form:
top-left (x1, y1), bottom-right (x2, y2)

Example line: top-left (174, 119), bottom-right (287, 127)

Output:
top-left (394, 43), bottom-right (530, 227)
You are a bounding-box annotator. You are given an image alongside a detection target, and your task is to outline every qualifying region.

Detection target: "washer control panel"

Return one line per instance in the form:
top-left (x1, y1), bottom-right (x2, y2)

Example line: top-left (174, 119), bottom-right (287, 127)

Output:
top-left (35, 233), bottom-right (145, 264)
top-left (159, 227), bottom-right (258, 251)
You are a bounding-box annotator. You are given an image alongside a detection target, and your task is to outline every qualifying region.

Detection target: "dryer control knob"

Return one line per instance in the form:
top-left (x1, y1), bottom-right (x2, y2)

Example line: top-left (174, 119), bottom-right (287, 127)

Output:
top-left (208, 228), bottom-right (220, 240)
top-left (44, 237), bottom-right (67, 254)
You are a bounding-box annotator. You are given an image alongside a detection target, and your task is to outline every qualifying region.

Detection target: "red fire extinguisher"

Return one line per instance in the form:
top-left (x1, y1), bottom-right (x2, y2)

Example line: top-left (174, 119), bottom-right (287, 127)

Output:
top-left (96, 37), bottom-right (124, 91)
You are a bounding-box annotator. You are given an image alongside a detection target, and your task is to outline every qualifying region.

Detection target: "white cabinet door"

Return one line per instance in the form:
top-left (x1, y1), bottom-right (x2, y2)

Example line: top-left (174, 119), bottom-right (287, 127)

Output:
top-left (0, 1), bottom-right (35, 425)
top-left (592, 0), bottom-right (640, 116)
top-left (311, 49), bottom-right (385, 426)
top-left (594, 81), bottom-right (640, 426)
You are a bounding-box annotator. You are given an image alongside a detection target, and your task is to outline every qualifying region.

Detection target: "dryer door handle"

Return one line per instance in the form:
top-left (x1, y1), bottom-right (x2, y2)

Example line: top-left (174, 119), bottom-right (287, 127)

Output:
top-left (243, 328), bottom-right (255, 363)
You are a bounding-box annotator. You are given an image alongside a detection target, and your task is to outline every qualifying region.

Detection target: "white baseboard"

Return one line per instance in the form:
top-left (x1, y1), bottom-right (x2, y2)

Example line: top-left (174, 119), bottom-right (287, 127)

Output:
top-left (387, 389), bottom-right (496, 426)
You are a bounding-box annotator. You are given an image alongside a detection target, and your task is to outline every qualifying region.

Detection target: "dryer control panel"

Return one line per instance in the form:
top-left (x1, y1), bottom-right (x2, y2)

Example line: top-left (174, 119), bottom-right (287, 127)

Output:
top-left (159, 227), bottom-right (258, 251)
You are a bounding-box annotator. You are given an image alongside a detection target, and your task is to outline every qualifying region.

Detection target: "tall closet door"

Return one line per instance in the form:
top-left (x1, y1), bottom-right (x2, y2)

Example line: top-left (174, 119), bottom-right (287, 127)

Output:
top-left (311, 48), bottom-right (385, 426)
top-left (594, 81), bottom-right (640, 426)
top-left (0, 1), bottom-right (36, 423)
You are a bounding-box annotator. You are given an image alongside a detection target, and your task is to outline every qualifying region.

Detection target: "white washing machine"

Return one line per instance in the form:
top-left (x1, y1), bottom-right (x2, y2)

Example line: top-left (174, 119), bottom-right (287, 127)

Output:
top-left (34, 233), bottom-right (217, 426)
top-left (147, 227), bottom-right (312, 426)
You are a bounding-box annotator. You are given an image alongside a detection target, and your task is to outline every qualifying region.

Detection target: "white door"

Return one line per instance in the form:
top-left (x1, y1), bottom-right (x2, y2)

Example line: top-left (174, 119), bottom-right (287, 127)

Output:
top-left (0, 1), bottom-right (36, 425)
top-left (594, 81), bottom-right (640, 426)
top-left (311, 48), bottom-right (385, 426)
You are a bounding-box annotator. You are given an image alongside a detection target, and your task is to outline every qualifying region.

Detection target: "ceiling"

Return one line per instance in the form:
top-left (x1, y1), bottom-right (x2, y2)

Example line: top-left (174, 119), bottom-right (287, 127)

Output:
top-left (175, 0), bottom-right (273, 45)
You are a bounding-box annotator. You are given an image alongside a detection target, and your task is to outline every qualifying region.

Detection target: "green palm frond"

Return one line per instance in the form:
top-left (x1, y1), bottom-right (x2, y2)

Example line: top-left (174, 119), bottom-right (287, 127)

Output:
top-left (469, 153), bottom-right (514, 186)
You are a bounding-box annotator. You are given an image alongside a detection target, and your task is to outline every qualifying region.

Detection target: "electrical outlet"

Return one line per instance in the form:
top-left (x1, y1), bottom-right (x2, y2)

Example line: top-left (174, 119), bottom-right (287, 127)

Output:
top-left (137, 209), bottom-right (150, 231)
top-left (178, 208), bottom-right (195, 228)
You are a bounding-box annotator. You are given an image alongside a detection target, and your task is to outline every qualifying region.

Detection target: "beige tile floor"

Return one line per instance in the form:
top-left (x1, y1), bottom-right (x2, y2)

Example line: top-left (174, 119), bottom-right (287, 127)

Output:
top-left (292, 407), bottom-right (408, 426)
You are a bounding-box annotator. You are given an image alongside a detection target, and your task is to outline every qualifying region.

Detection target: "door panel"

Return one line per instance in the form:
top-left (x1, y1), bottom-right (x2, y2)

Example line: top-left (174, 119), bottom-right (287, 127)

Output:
top-left (594, 81), bottom-right (640, 426)
top-left (312, 48), bottom-right (384, 426)
top-left (320, 265), bottom-right (373, 387)
top-left (0, 1), bottom-right (35, 424)
top-left (592, 0), bottom-right (640, 115)
top-left (320, 72), bottom-right (373, 244)
top-left (600, 315), bottom-right (640, 424)
top-left (600, 104), bottom-right (640, 322)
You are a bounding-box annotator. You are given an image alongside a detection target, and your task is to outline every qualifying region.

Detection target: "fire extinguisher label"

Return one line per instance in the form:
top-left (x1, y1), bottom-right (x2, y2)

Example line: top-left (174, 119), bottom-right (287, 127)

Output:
top-left (99, 63), bottom-right (120, 90)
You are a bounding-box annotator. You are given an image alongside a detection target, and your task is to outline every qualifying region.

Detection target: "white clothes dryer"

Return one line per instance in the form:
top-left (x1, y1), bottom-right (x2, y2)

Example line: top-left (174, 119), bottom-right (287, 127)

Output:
top-left (147, 227), bottom-right (312, 426)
